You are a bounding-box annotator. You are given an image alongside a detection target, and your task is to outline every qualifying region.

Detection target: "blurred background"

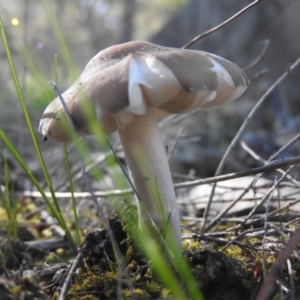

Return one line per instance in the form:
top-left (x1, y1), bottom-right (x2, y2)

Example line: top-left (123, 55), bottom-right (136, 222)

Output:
top-left (0, 0), bottom-right (300, 190)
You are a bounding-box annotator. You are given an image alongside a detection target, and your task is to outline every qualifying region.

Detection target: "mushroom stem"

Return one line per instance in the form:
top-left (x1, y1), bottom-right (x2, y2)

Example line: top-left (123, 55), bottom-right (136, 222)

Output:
top-left (118, 107), bottom-right (182, 251)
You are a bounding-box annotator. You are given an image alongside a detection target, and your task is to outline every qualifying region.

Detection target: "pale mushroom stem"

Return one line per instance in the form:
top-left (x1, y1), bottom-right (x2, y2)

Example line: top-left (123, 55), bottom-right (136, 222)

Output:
top-left (118, 107), bottom-right (182, 251)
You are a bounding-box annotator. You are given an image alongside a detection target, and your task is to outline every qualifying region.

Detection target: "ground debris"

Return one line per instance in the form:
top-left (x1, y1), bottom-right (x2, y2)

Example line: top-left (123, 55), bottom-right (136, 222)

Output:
top-left (1, 214), bottom-right (300, 299)
top-left (186, 250), bottom-right (252, 300)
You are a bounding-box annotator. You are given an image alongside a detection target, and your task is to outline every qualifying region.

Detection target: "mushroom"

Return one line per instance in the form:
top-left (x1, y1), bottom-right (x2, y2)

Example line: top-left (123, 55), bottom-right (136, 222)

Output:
top-left (39, 41), bottom-right (249, 251)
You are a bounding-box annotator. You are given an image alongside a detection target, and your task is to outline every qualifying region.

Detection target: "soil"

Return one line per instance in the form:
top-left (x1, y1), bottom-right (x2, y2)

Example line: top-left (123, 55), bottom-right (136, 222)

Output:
top-left (0, 217), bottom-right (266, 300)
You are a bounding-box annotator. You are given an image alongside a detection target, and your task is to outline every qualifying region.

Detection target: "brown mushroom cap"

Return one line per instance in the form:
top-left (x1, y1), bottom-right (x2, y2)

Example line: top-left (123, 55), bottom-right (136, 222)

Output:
top-left (39, 41), bottom-right (249, 142)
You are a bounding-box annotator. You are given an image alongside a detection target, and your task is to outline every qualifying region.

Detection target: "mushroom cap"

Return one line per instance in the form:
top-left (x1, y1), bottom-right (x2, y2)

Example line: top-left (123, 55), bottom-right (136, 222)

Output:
top-left (39, 41), bottom-right (249, 142)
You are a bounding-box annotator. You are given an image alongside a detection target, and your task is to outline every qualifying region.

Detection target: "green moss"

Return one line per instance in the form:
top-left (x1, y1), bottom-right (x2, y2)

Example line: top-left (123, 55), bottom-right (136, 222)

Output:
top-left (144, 280), bottom-right (162, 297)
top-left (10, 284), bottom-right (21, 295)
top-left (182, 239), bottom-right (203, 251)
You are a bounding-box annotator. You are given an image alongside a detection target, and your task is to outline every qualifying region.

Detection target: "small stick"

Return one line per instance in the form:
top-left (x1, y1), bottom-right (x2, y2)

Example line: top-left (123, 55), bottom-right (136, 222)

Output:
top-left (262, 177), bottom-right (277, 278)
top-left (175, 156), bottom-right (300, 190)
top-left (242, 166), bottom-right (294, 225)
top-left (233, 198), bottom-right (300, 228)
top-left (182, 0), bottom-right (262, 49)
top-left (168, 126), bottom-right (185, 161)
top-left (250, 68), bottom-right (269, 81)
top-left (287, 259), bottom-right (295, 300)
top-left (243, 40), bottom-right (270, 71)
top-left (58, 253), bottom-right (82, 300)
top-left (241, 140), bottom-right (300, 187)
top-left (20, 155), bottom-right (300, 199)
top-left (50, 81), bottom-right (73, 129)
top-left (159, 108), bottom-right (202, 129)
top-left (269, 133), bottom-right (300, 162)
top-left (213, 132), bottom-right (300, 233)
top-left (256, 226), bottom-right (300, 300)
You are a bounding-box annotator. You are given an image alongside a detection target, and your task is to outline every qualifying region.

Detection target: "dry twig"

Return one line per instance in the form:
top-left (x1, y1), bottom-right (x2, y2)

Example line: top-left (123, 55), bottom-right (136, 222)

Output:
top-left (256, 226), bottom-right (300, 300)
top-left (182, 0), bottom-right (262, 49)
top-left (262, 177), bottom-right (277, 278)
top-left (168, 126), bottom-right (185, 161)
top-left (202, 56), bottom-right (300, 233)
top-left (243, 39), bottom-right (270, 71)
top-left (204, 130), bottom-right (300, 232)
top-left (20, 155), bottom-right (300, 199)
top-left (58, 253), bottom-right (82, 300)
top-left (242, 166), bottom-right (294, 225)
top-left (241, 140), bottom-right (300, 187)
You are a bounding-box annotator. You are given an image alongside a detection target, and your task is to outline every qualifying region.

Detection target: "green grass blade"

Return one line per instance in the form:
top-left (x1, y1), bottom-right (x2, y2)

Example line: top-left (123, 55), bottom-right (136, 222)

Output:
top-left (0, 17), bottom-right (77, 253)
top-left (63, 143), bottom-right (81, 245)
top-left (5, 202), bottom-right (18, 253)
top-left (0, 17), bottom-right (54, 203)
top-left (0, 128), bottom-right (78, 254)
top-left (0, 248), bottom-right (10, 279)
top-left (109, 145), bottom-right (203, 299)
top-left (1, 152), bottom-right (12, 221)
top-left (44, 1), bottom-right (79, 81)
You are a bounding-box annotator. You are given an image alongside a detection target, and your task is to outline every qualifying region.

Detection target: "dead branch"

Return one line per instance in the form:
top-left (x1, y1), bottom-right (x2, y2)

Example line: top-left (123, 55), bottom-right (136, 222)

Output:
top-left (19, 155), bottom-right (300, 199)
top-left (242, 166), bottom-right (294, 224)
top-left (58, 253), bottom-right (82, 300)
top-left (168, 126), bottom-right (186, 161)
top-left (182, 0), bottom-right (262, 49)
top-left (175, 156), bottom-right (300, 189)
top-left (202, 56), bottom-right (300, 233)
top-left (243, 39), bottom-right (270, 71)
top-left (241, 140), bottom-right (300, 186)
top-left (256, 226), bottom-right (300, 300)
